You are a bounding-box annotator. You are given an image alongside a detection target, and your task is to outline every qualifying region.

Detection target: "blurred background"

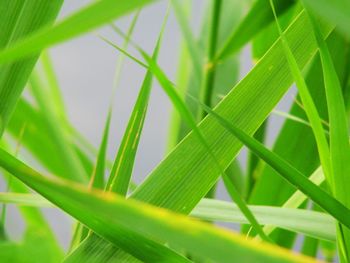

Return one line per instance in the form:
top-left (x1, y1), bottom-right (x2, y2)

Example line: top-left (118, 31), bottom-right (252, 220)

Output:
top-left (3, 0), bottom-right (296, 249)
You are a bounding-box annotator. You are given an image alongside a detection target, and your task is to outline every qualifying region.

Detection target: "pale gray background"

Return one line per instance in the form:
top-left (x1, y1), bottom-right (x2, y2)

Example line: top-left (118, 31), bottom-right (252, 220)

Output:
top-left (3, 0), bottom-right (296, 250)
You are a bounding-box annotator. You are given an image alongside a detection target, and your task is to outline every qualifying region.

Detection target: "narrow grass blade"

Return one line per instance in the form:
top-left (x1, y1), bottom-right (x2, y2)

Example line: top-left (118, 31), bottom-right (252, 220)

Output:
top-left (0, 148), bottom-right (316, 263)
top-left (106, 8), bottom-right (167, 196)
top-left (89, 110), bottom-right (111, 189)
top-left (269, 0), bottom-right (332, 188)
top-left (194, 99), bottom-right (350, 229)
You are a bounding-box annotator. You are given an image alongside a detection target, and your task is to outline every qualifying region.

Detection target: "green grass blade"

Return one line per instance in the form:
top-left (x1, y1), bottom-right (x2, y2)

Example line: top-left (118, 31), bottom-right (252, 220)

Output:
top-left (0, 148), bottom-right (316, 263)
top-left (0, 0), bottom-right (159, 65)
top-left (199, 0), bottom-right (222, 120)
top-left (0, 0), bottom-right (63, 135)
top-left (193, 199), bottom-right (335, 242)
top-left (106, 9), bottom-right (167, 196)
top-left (195, 99), bottom-right (350, 229)
top-left (262, 167), bottom-right (324, 236)
top-left (89, 110), bottom-right (111, 189)
top-left (269, 0), bottom-right (332, 188)
top-left (0, 193), bottom-right (53, 207)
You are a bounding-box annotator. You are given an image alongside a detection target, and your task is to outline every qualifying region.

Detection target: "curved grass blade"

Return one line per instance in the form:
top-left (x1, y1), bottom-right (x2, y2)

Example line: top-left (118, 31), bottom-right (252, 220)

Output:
top-left (0, 148), bottom-right (316, 263)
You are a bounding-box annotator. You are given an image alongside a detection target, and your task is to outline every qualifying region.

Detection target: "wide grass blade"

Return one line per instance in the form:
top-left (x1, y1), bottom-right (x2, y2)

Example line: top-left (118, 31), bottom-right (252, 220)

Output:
top-left (0, 148), bottom-right (316, 263)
